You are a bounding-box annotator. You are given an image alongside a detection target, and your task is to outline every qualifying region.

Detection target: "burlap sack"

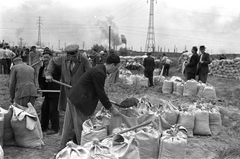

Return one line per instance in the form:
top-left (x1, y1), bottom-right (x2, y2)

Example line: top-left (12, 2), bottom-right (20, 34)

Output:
top-left (159, 125), bottom-right (187, 159)
top-left (11, 103), bottom-right (44, 148)
top-left (209, 108), bottom-right (222, 135)
top-left (177, 111), bottom-right (195, 137)
top-left (110, 135), bottom-right (140, 159)
top-left (56, 141), bottom-right (89, 159)
top-left (81, 119), bottom-right (107, 146)
top-left (135, 128), bottom-right (160, 159)
top-left (193, 109), bottom-right (211, 135)
top-left (2, 107), bottom-right (17, 146)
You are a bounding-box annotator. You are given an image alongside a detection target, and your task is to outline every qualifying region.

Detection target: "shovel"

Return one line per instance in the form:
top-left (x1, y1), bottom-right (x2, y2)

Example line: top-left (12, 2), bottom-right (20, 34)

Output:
top-left (99, 120), bottom-right (152, 141)
top-left (51, 79), bottom-right (129, 108)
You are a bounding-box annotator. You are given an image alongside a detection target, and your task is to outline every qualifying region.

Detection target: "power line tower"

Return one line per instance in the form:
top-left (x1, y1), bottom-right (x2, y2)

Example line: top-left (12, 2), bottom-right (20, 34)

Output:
top-left (145, 0), bottom-right (157, 52)
top-left (37, 16), bottom-right (42, 47)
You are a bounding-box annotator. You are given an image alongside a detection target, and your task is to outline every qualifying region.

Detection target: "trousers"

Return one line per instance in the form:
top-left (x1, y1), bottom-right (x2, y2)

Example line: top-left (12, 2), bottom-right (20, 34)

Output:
top-left (41, 96), bottom-right (59, 132)
top-left (59, 99), bottom-right (89, 149)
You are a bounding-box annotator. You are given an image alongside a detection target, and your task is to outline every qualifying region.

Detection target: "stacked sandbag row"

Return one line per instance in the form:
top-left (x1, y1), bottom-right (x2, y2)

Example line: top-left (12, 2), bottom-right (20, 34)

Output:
top-left (162, 78), bottom-right (217, 100)
top-left (56, 101), bottom-right (189, 159)
top-left (147, 98), bottom-right (222, 137)
top-left (209, 59), bottom-right (240, 80)
top-left (119, 74), bottom-right (149, 87)
top-left (0, 103), bottom-right (44, 149)
top-left (178, 103), bottom-right (222, 137)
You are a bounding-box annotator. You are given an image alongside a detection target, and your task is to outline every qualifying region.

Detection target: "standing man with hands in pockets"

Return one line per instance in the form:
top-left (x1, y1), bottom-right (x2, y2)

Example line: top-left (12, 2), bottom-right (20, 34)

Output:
top-left (197, 45), bottom-right (211, 83)
top-left (67, 53), bottom-right (120, 146)
top-left (45, 44), bottom-right (91, 149)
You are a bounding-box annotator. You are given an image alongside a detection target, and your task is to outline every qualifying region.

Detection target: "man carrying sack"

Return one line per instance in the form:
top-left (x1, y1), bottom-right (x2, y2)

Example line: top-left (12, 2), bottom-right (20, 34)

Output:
top-left (65, 53), bottom-right (120, 148)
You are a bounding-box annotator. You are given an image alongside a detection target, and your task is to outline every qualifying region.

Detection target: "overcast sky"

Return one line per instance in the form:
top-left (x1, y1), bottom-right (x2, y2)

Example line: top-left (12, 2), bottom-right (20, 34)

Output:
top-left (1, 0), bottom-right (240, 54)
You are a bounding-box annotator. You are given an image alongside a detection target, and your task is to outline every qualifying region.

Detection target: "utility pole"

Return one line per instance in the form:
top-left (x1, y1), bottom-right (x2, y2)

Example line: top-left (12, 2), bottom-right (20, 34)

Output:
top-left (109, 26), bottom-right (111, 51)
top-left (145, 0), bottom-right (157, 52)
top-left (19, 38), bottom-right (23, 48)
top-left (37, 16), bottom-right (42, 47)
top-left (58, 40), bottom-right (60, 50)
top-left (82, 41), bottom-right (85, 49)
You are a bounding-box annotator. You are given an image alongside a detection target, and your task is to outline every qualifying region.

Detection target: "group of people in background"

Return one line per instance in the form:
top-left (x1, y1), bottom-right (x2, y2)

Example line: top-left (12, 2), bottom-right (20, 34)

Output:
top-left (179, 45), bottom-right (211, 83)
top-left (4, 41), bottom-right (120, 151)
top-left (142, 45), bottom-right (211, 88)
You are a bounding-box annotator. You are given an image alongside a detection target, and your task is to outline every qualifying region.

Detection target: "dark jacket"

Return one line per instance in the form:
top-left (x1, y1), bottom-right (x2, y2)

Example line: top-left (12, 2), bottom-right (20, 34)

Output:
top-left (185, 53), bottom-right (199, 74)
top-left (9, 62), bottom-right (37, 100)
top-left (143, 56), bottom-right (155, 72)
top-left (38, 64), bottom-right (61, 98)
top-left (67, 65), bottom-right (112, 116)
top-left (198, 52), bottom-right (211, 74)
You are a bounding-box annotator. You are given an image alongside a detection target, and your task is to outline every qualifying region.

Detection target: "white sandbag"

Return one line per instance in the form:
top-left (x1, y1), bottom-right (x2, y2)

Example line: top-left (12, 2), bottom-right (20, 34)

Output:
top-left (177, 111), bottom-right (195, 137)
top-left (11, 103), bottom-right (44, 148)
top-left (197, 82), bottom-right (206, 97)
top-left (153, 76), bottom-right (165, 86)
top-left (159, 125), bottom-right (187, 159)
top-left (2, 107), bottom-right (17, 146)
top-left (84, 139), bottom-right (118, 159)
top-left (162, 80), bottom-right (173, 94)
top-left (110, 135), bottom-right (140, 159)
top-left (193, 109), bottom-right (211, 136)
top-left (81, 119), bottom-right (107, 146)
top-left (0, 145), bottom-right (3, 159)
top-left (56, 141), bottom-right (89, 159)
top-left (159, 100), bottom-right (179, 126)
top-left (153, 69), bottom-right (160, 76)
top-left (172, 81), bottom-right (182, 95)
top-left (138, 77), bottom-right (149, 87)
top-left (125, 77), bottom-right (134, 85)
top-left (209, 108), bottom-right (222, 135)
top-left (135, 128), bottom-right (160, 159)
top-left (0, 108), bottom-right (6, 146)
top-left (176, 82), bottom-right (184, 96)
top-left (202, 86), bottom-right (217, 100)
top-left (183, 79), bottom-right (198, 96)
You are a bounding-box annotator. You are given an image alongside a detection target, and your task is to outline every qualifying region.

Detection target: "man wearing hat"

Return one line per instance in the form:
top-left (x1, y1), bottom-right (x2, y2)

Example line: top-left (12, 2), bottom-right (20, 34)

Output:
top-left (143, 52), bottom-right (155, 87)
top-left (29, 46), bottom-right (41, 86)
top-left (197, 45), bottom-right (211, 83)
top-left (38, 50), bottom-right (61, 135)
top-left (66, 53), bottom-right (120, 146)
top-left (9, 57), bottom-right (38, 107)
top-left (45, 44), bottom-right (91, 147)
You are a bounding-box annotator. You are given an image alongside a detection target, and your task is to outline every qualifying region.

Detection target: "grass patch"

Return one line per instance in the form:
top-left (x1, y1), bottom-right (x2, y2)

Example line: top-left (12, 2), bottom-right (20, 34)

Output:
top-left (216, 146), bottom-right (240, 159)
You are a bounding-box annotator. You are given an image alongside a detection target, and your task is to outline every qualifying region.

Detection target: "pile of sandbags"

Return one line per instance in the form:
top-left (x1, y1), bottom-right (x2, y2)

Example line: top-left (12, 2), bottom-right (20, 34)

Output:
top-left (181, 102), bottom-right (222, 136)
top-left (159, 125), bottom-right (188, 159)
top-left (0, 145), bottom-right (3, 159)
top-left (162, 77), bottom-right (217, 100)
top-left (0, 103), bottom-right (44, 149)
top-left (209, 59), bottom-right (240, 80)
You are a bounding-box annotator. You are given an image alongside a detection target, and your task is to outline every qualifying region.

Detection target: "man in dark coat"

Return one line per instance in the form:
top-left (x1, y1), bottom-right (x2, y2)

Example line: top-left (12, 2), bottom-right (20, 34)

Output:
top-left (143, 52), bottom-right (155, 87)
top-left (66, 53), bottom-right (120, 146)
top-left (184, 46), bottom-right (199, 80)
top-left (9, 57), bottom-right (38, 106)
top-left (45, 44), bottom-right (91, 148)
top-left (38, 50), bottom-right (61, 135)
top-left (197, 45), bottom-right (211, 83)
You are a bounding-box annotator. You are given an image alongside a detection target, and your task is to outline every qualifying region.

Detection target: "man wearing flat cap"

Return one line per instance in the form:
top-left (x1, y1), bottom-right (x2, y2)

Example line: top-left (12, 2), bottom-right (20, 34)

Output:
top-left (45, 44), bottom-right (91, 148)
top-left (197, 45), bottom-right (211, 83)
top-left (67, 53), bottom-right (120, 145)
top-left (38, 50), bottom-right (61, 135)
top-left (9, 57), bottom-right (38, 107)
